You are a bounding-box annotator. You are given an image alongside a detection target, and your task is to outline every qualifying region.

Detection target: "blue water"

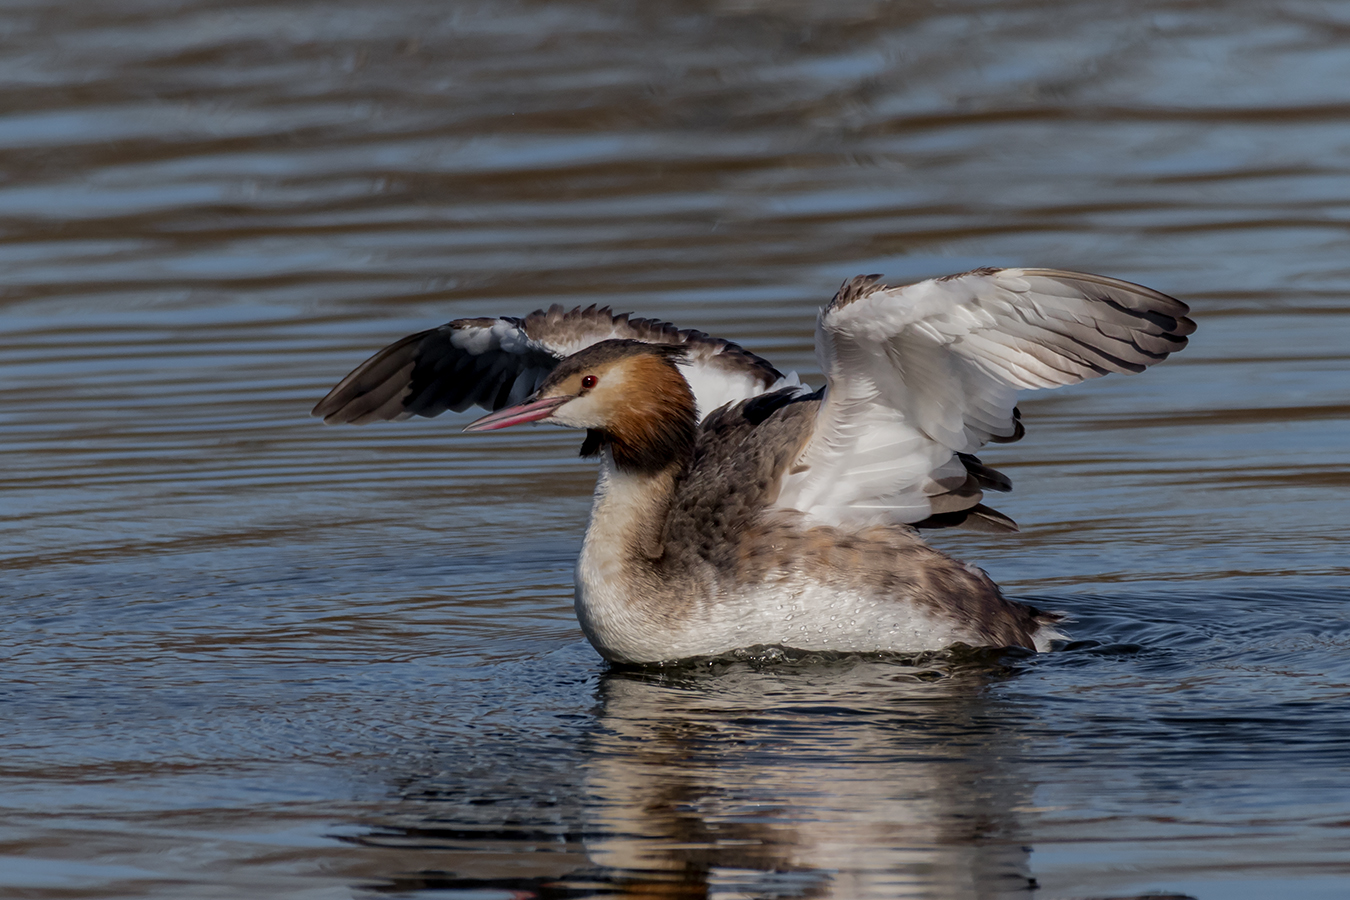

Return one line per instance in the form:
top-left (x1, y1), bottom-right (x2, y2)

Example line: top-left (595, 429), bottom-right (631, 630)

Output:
top-left (2, 1), bottom-right (1349, 897)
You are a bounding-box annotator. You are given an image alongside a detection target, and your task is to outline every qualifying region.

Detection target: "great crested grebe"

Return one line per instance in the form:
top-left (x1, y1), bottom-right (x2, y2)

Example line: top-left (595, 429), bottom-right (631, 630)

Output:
top-left (314, 268), bottom-right (1194, 664)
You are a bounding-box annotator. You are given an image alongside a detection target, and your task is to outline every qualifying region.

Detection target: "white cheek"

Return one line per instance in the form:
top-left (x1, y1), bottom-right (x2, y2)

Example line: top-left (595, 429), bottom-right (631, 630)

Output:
top-left (550, 394), bottom-right (605, 429)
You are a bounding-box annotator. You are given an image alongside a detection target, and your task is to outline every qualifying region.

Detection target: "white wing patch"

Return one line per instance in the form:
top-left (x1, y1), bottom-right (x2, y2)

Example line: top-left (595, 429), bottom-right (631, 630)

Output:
top-left (774, 267), bottom-right (1194, 527)
top-left (679, 365), bottom-right (802, 419)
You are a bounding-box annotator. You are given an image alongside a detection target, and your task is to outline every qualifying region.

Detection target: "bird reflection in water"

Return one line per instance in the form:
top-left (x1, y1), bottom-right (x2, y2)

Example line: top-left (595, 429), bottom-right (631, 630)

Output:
top-left (350, 652), bottom-right (1049, 899)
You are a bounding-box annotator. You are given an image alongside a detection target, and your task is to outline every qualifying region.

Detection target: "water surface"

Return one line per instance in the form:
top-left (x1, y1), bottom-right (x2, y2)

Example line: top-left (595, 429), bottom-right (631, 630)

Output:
top-left (2, 1), bottom-right (1349, 897)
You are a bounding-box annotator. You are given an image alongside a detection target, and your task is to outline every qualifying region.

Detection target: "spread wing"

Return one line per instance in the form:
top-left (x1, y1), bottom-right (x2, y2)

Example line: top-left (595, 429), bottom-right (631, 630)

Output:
top-left (772, 267), bottom-right (1196, 532)
top-left (312, 304), bottom-right (786, 424)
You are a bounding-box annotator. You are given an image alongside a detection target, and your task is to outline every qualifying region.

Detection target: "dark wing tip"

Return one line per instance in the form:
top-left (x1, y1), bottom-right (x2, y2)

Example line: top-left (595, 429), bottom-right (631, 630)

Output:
top-left (956, 452), bottom-right (1013, 492)
top-left (312, 330), bottom-right (430, 424)
top-left (313, 318), bottom-right (565, 426)
top-left (1025, 267), bottom-right (1197, 340)
top-left (912, 503), bottom-right (1019, 533)
top-left (987, 407), bottom-right (1025, 444)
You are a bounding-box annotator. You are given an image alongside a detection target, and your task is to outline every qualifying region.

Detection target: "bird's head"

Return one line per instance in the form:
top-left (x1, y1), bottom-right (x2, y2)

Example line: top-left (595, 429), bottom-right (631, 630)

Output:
top-left (464, 340), bottom-right (696, 474)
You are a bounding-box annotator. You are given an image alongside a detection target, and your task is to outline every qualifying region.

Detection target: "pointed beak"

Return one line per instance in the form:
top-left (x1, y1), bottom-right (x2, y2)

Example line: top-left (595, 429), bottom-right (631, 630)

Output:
top-left (463, 395), bottom-right (572, 432)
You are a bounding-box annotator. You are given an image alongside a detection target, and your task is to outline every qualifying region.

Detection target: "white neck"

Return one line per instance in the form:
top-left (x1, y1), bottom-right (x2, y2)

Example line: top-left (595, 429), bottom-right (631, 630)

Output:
top-left (573, 449), bottom-right (676, 659)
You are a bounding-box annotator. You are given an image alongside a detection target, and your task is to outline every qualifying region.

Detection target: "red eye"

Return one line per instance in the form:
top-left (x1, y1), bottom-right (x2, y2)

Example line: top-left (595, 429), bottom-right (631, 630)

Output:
top-left (581, 375), bottom-right (598, 390)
